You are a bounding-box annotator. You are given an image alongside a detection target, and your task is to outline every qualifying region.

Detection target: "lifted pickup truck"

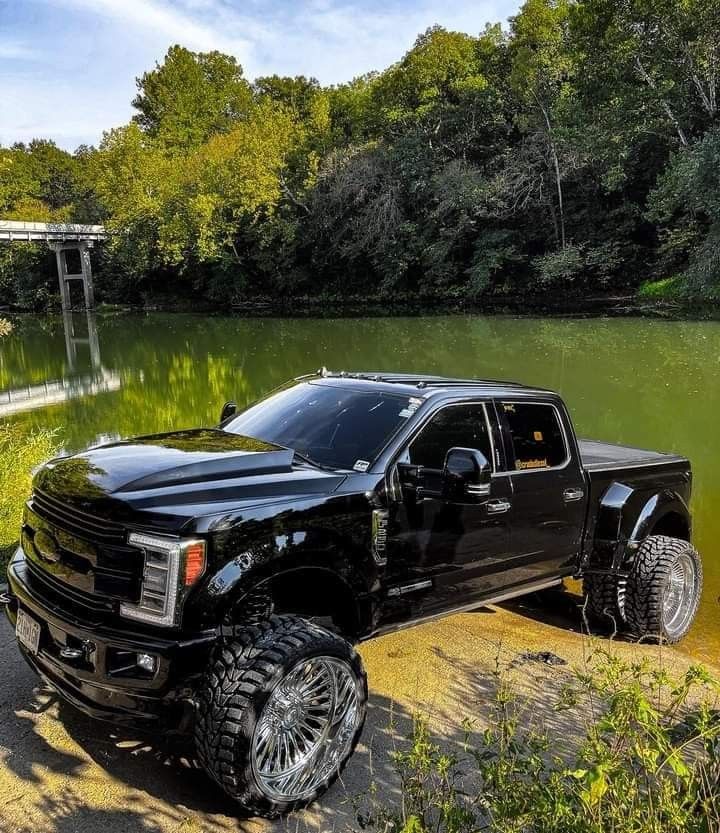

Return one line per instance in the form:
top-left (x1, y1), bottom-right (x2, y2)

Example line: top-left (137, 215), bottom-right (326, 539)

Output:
top-left (5, 371), bottom-right (702, 817)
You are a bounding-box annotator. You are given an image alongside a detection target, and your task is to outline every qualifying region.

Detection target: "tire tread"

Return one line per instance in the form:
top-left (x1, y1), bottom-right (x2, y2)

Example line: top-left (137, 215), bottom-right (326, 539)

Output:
top-left (625, 535), bottom-right (702, 644)
top-left (194, 614), bottom-right (367, 818)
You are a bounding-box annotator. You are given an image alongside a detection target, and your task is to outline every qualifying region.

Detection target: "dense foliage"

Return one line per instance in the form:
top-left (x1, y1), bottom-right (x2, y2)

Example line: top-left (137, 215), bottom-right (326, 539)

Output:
top-left (361, 650), bottom-right (720, 833)
top-left (0, 425), bottom-right (58, 567)
top-left (2, 0), bottom-right (719, 308)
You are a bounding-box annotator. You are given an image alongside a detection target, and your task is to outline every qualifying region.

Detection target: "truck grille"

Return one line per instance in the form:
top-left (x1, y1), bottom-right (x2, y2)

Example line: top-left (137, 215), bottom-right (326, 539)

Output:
top-left (24, 557), bottom-right (111, 624)
top-left (32, 490), bottom-right (126, 544)
top-left (23, 490), bottom-right (143, 619)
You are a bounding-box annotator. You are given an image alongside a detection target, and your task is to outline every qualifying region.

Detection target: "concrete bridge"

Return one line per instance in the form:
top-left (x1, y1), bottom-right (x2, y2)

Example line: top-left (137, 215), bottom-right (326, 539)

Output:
top-left (0, 220), bottom-right (107, 311)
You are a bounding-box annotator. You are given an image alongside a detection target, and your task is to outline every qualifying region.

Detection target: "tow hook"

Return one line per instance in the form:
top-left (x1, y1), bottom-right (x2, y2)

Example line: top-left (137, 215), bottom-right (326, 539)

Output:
top-left (60, 640), bottom-right (95, 662)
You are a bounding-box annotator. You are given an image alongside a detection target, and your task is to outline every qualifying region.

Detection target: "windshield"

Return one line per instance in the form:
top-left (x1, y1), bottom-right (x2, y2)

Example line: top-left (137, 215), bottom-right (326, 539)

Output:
top-left (224, 382), bottom-right (418, 470)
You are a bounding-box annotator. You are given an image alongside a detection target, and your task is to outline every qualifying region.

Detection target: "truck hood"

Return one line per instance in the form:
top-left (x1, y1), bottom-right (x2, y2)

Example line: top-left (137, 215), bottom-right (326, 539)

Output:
top-left (33, 429), bottom-right (347, 530)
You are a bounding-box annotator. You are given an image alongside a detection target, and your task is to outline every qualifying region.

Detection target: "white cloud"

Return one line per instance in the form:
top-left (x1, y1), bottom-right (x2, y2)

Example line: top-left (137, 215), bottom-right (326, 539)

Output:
top-left (3, 0), bottom-right (519, 149)
top-left (245, 1), bottom-right (510, 82)
top-left (0, 76), bottom-right (132, 148)
top-left (0, 40), bottom-right (39, 60)
top-left (42, 0), bottom-right (511, 81)
top-left (42, 0), bottom-right (265, 62)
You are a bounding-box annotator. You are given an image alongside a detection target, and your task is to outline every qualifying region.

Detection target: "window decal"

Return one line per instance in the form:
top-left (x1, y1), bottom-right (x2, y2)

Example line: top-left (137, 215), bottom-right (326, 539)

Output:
top-left (516, 458), bottom-right (548, 470)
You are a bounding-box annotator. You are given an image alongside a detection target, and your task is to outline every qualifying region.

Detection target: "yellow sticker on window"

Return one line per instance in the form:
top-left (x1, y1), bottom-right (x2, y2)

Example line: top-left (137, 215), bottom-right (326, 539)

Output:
top-left (516, 458), bottom-right (548, 470)
top-left (533, 431), bottom-right (544, 441)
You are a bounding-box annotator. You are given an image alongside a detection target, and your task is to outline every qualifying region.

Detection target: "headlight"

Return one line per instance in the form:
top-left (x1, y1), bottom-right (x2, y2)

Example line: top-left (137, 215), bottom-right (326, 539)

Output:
top-left (120, 533), bottom-right (206, 627)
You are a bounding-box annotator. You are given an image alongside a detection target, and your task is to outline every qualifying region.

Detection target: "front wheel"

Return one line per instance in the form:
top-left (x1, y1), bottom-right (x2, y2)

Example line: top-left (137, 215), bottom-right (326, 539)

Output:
top-left (625, 535), bottom-right (703, 644)
top-left (194, 614), bottom-right (367, 818)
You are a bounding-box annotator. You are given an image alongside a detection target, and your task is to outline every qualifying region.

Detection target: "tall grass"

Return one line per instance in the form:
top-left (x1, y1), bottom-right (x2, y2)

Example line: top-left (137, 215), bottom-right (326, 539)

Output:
top-left (0, 424), bottom-right (59, 570)
top-left (363, 650), bottom-right (720, 833)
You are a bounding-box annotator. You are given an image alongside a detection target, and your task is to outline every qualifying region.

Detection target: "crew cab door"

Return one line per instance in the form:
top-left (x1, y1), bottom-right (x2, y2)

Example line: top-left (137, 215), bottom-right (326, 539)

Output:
top-left (495, 399), bottom-right (586, 579)
top-left (381, 401), bottom-right (513, 622)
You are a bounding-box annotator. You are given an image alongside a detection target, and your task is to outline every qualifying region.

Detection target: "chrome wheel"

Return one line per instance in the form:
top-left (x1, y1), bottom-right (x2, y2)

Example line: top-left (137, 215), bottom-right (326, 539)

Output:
top-left (251, 655), bottom-right (361, 801)
top-left (662, 551), bottom-right (700, 639)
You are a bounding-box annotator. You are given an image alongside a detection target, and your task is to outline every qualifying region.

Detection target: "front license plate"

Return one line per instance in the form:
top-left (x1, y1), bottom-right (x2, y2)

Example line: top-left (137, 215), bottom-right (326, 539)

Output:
top-left (16, 609), bottom-right (41, 654)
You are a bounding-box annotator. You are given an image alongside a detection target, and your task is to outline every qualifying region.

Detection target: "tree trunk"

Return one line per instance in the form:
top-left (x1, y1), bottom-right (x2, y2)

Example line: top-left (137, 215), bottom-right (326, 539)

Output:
top-left (537, 98), bottom-right (566, 250)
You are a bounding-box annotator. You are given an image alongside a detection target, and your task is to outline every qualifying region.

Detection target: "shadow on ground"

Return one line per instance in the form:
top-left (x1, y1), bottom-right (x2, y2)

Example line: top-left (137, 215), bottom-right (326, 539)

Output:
top-left (0, 588), bottom-right (704, 833)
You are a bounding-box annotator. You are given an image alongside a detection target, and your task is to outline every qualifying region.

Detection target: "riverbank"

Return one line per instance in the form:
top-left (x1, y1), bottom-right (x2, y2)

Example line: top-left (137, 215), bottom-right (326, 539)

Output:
top-left (0, 595), bottom-right (715, 833)
top-left (4, 289), bottom-right (720, 320)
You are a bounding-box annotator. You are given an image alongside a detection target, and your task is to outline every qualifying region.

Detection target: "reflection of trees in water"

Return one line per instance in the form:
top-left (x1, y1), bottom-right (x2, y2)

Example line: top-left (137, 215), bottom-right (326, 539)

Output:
top-left (138, 429), bottom-right (276, 454)
top-left (35, 457), bottom-right (109, 500)
top-left (6, 314), bottom-right (720, 462)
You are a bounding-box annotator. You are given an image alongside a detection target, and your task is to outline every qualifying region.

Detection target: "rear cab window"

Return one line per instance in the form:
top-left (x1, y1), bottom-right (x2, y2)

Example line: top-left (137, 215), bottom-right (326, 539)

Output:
top-left (499, 401), bottom-right (568, 471)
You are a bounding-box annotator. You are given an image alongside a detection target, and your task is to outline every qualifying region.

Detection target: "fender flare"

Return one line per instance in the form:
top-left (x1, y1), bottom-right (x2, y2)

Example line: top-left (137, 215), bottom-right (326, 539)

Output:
top-left (589, 484), bottom-right (691, 573)
top-left (628, 490), bottom-right (691, 545)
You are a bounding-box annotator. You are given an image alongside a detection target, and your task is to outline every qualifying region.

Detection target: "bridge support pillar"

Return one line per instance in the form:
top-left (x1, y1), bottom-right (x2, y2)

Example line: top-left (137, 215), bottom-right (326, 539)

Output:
top-left (51, 241), bottom-right (96, 311)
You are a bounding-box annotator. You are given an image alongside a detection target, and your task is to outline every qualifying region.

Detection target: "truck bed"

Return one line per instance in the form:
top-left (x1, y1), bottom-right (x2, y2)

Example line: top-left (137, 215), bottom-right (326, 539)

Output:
top-left (578, 439), bottom-right (691, 555)
top-left (579, 439), bottom-right (686, 471)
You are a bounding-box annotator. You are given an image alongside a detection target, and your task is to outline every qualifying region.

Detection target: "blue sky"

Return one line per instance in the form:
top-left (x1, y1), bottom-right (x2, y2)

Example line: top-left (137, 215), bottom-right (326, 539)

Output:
top-left (1, 0), bottom-right (520, 151)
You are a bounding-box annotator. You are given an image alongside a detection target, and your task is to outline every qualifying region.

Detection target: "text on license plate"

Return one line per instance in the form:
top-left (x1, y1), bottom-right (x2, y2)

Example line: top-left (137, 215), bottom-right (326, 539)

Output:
top-left (16, 609), bottom-right (41, 654)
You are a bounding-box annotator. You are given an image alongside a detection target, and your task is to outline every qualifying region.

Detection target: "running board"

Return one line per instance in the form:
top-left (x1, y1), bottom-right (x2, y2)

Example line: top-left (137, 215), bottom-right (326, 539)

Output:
top-left (369, 577), bottom-right (563, 639)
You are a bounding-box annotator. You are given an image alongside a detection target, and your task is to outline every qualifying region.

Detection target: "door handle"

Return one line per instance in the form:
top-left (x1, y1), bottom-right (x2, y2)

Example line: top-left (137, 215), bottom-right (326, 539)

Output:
top-left (563, 487), bottom-right (585, 503)
top-left (486, 499), bottom-right (511, 514)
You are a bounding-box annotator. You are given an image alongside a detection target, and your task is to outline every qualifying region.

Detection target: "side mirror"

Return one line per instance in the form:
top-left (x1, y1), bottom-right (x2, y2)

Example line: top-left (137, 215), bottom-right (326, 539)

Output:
top-left (442, 447), bottom-right (491, 502)
top-left (220, 401), bottom-right (237, 424)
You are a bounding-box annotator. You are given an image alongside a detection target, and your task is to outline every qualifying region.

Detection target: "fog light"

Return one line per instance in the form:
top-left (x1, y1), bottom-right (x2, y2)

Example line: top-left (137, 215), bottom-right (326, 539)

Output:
top-left (136, 653), bottom-right (157, 674)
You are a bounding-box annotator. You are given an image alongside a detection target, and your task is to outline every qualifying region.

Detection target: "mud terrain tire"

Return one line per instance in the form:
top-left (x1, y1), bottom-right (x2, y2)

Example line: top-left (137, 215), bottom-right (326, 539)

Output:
top-left (625, 535), bottom-right (702, 644)
top-left (195, 614), bottom-right (367, 818)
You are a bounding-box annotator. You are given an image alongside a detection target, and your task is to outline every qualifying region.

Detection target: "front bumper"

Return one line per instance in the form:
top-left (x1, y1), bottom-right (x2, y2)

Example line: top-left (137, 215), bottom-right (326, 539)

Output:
top-left (5, 550), bottom-right (216, 729)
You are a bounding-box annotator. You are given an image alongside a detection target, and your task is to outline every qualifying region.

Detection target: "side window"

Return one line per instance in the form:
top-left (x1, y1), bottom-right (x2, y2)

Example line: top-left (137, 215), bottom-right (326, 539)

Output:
top-left (501, 402), bottom-right (567, 471)
top-left (408, 405), bottom-right (492, 470)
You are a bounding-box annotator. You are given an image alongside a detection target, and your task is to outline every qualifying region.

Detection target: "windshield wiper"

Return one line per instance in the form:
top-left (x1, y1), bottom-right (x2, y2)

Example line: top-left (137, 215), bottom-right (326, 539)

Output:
top-left (292, 450), bottom-right (335, 472)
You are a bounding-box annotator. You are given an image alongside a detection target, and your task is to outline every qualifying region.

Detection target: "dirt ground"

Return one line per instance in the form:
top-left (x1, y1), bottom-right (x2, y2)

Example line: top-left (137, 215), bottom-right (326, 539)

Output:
top-left (0, 588), bottom-right (714, 833)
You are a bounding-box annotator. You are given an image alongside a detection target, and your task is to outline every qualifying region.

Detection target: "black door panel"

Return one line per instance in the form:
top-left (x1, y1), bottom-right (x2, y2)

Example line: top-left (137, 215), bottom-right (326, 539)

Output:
top-left (497, 400), bottom-right (586, 578)
top-left (380, 401), bottom-right (514, 623)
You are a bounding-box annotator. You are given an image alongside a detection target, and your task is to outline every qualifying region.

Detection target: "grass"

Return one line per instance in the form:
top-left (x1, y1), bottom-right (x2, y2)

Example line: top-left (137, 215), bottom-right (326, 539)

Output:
top-left (0, 424), bottom-right (60, 572)
top-left (637, 276), bottom-right (686, 300)
top-left (361, 649), bottom-right (720, 833)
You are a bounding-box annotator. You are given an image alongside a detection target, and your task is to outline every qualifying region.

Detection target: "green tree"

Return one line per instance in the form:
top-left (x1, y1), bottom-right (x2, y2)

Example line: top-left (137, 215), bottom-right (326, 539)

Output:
top-left (510, 0), bottom-right (575, 250)
top-left (0, 140), bottom-right (78, 217)
top-left (132, 45), bottom-right (254, 150)
top-left (91, 102), bottom-right (301, 299)
top-left (648, 129), bottom-right (720, 295)
top-left (6, 0), bottom-right (720, 308)
top-left (571, 0), bottom-right (720, 157)
top-left (371, 27), bottom-right (481, 128)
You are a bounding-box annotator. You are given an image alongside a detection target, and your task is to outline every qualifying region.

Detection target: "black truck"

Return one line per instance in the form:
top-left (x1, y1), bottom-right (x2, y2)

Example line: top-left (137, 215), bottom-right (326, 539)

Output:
top-left (4, 371), bottom-right (703, 817)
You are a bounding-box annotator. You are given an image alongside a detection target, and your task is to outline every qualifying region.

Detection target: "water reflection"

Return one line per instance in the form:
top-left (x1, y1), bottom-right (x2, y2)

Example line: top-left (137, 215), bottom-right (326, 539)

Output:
top-left (0, 312), bottom-right (121, 419)
top-left (63, 309), bottom-right (101, 372)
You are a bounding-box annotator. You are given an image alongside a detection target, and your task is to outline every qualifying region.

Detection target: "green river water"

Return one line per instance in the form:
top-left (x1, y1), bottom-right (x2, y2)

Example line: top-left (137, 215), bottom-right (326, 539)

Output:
top-left (2, 312), bottom-right (718, 663)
